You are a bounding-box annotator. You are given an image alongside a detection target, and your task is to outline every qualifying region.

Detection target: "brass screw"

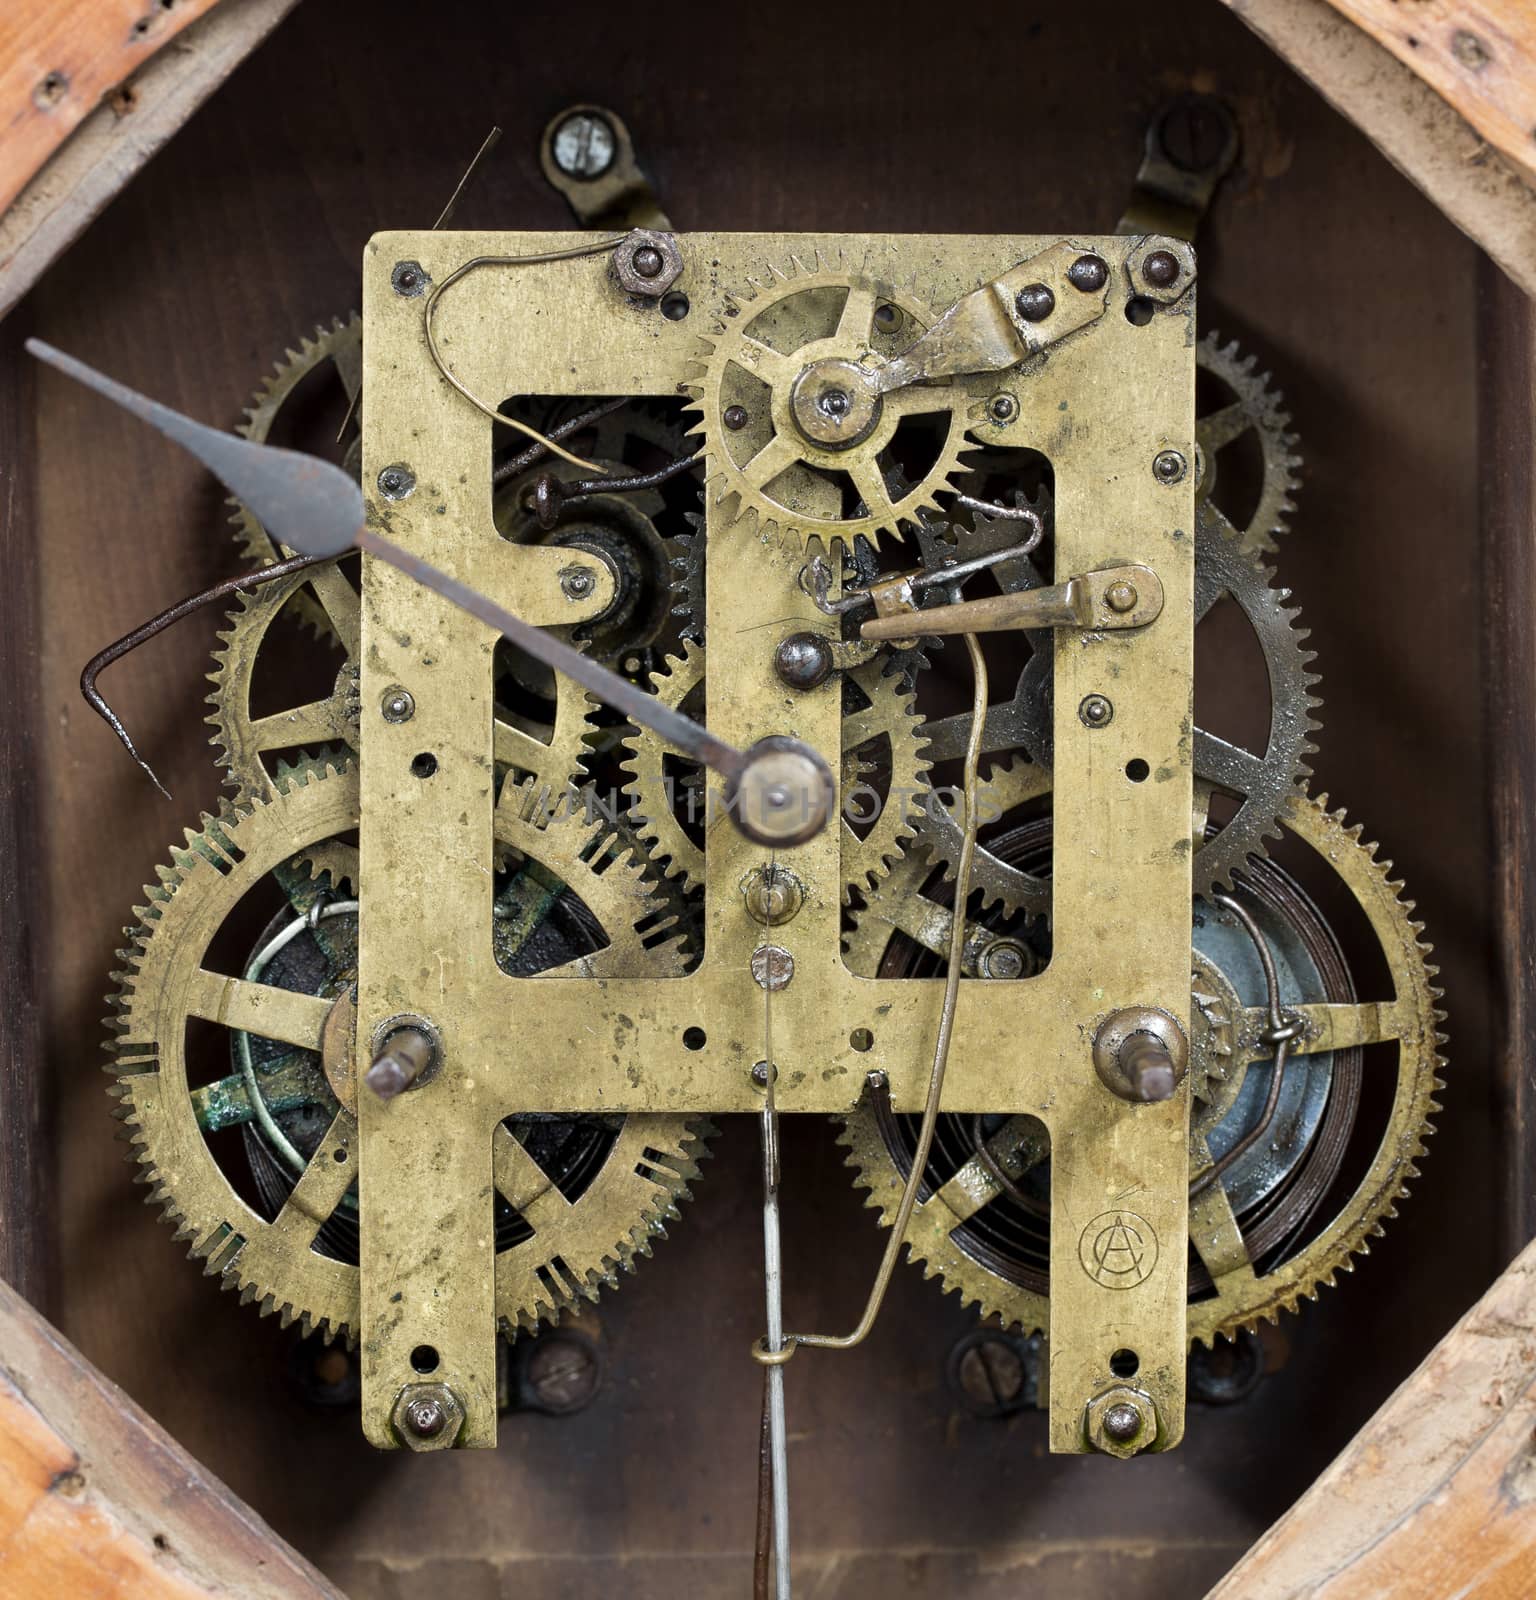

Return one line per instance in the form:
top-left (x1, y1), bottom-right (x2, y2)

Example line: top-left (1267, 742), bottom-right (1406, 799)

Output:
top-left (1105, 581), bottom-right (1139, 614)
top-left (381, 687), bottom-right (415, 724)
top-left (377, 463), bottom-right (415, 501)
top-left (979, 941), bottom-right (1027, 980)
top-left (742, 865), bottom-right (805, 926)
top-left (1153, 449), bottom-right (1188, 485)
top-left (560, 566), bottom-right (597, 601)
top-left (751, 945), bottom-right (795, 992)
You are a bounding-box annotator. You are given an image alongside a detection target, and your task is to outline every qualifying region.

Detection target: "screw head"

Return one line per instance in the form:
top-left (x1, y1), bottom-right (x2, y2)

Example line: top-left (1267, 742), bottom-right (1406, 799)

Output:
top-left (751, 944), bottom-right (795, 992)
top-left (525, 1334), bottom-right (602, 1415)
top-left (955, 1336), bottom-right (1027, 1415)
top-left (988, 392), bottom-right (1018, 424)
top-left (743, 864), bottom-right (805, 926)
top-left (1105, 581), bottom-right (1139, 614)
top-left (377, 464), bottom-right (416, 501)
top-left (724, 404), bottom-right (749, 431)
top-left (1015, 283), bottom-right (1056, 323)
top-left (1103, 1402), bottom-right (1141, 1442)
top-left (980, 941), bottom-right (1027, 980)
top-left (381, 687), bottom-right (416, 724)
top-left (1078, 693), bottom-right (1114, 729)
top-left (391, 1382), bottom-right (465, 1451)
top-left (632, 245), bottom-right (664, 279)
top-left (1143, 249), bottom-right (1181, 288)
top-left (751, 1060), bottom-right (774, 1087)
top-left (1067, 254), bottom-right (1109, 292)
top-left (1085, 1385), bottom-right (1158, 1458)
top-left (551, 111), bottom-right (616, 179)
top-left (391, 260), bottom-right (428, 298)
top-left (1153, 449), bottom-right (1188, 485)
top-left (560, 565), bottom-right (597, 601)
top-left (774, 631), bottom-right (834, 691)
top-left (405, 1397), bottom-right (446, 1438)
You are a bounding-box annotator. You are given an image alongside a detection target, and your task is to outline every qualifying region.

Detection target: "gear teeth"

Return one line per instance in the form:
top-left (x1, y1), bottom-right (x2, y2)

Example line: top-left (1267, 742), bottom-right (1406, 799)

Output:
top-left (688, 261), bottom-right (975, 549)
top-left (1196, 330), bottom-right (1303, 560)
top-left (845, 790), bottom-right (1444, 1349)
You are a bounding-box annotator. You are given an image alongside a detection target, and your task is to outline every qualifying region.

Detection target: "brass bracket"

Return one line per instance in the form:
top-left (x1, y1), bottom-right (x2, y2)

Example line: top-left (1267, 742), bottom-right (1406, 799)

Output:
top-left (860, 564), bottom-right (1164, 640)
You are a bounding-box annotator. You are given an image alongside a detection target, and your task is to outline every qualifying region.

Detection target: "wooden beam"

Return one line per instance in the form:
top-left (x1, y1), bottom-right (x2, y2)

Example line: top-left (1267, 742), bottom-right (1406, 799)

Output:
top-left (0, 0), bottom-right (225, 218)
top-left (1481, 257), bottom-right (1536, 1259)
top-left (1324, 1), bottom-right (1536, 190)
top-left (0, 0), bottom-right (301, 322)
top-left (0, 310), bottom-right (48, 1313)
top-left (1203, 1236), bottom-right (1536, 1598)
top-left (0, 1274), bottom-right (343, 1600)
top-left (1223, 0), bottom-right (1536, 300)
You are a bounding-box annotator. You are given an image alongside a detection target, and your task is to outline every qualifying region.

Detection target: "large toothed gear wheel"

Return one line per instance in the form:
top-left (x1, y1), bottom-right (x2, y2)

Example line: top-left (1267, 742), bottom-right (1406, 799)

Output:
top-left (206, 561), bottom-right (599, 805)
top-left (229, 318), bottom-right (364, 643)
top-left (691, 260), bottom-right (975, 548)
top-left (1197, 330), bottom-right (1303, 562)
top-left (107, 762), bottom-right (711, 1345)
top-left (908, 513), bottom-right (1320, 911)
top-left (618, 641), bottom-right (930, 901)
top-left (837, 790), bottom-right (1444, 1346)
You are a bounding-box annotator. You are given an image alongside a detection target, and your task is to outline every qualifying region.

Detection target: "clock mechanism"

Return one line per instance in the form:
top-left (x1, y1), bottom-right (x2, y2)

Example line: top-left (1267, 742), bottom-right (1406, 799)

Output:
top-left (57, 112), bottom-right (1442, 1574)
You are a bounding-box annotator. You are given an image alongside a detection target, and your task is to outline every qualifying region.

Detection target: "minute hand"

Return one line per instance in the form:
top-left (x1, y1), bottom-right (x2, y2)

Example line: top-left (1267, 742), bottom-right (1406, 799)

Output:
top-left (27, 339), bottom-right (833, 848)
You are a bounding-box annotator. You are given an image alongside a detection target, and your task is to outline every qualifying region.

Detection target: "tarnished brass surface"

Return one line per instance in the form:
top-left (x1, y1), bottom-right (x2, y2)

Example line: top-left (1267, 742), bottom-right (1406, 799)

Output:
top-left (357, 231), bottom-right (1195, 1451)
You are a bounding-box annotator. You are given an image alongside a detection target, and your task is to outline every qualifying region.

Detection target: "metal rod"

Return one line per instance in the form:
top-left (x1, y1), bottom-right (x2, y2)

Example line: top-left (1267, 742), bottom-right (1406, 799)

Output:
top-left (79, 551), bottom-right (330, 797)
top-left (754, 633), bottom-right (988, 1366)
top-left (356, 526), bottom-right (748, 779)
top-left (756, 893), bottom-right (792, 1599)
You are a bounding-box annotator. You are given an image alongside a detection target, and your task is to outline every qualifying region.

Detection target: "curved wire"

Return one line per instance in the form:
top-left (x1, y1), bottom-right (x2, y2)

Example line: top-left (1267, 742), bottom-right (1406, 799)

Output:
top-left (422, 237), bottom-right (628, 474)
top-left (753, 633), bottom-right (989, 1366)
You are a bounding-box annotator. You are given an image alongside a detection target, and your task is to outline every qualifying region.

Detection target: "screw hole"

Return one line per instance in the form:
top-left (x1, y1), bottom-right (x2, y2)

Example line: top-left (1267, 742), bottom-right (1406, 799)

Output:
top-left (1125, 759), bottom-right (1150, 783)
top-left (333, 1148), bottom-right (348, 1163)
top-left (411, 753), bottom-right (438, 779)
top-left (410, 1344), bottom-right (439, 1374)
top-left (1125, 296), bottom-right (1156, 327)
top-left (661, 291), bottom-right (690, 321)
top-left (682, 1026), bottom-right (707, 1051)
top-left (850, 1028), bottom-right (874, 1053)
top-left (1110, 1348), bottom-right (1140, 1378)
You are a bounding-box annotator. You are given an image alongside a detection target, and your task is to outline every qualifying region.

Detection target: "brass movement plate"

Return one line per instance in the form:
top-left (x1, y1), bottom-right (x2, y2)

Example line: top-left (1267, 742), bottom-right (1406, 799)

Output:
top-left (357, 232), bottom-right (1195, 1452)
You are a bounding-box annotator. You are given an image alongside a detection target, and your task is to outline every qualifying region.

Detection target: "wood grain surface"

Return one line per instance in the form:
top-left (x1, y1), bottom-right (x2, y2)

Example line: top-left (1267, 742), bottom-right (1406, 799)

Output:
top-left (1324, 0), bottom-right (1536, 188)
top-left (1204, 1236), bottom-right (1536, 1598)
top-left (0, 0), bottom-right (224, 218)
top-left (0, 0), bottom-right (302, 322)
top-left (0, 1274), bottom-right (341, 1600)
top-left (1223, 0), bottom-right (1536, 299)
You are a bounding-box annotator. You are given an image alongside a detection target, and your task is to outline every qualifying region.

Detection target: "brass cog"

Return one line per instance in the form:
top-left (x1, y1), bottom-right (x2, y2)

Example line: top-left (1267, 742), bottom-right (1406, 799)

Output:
top-left (1196, 330), bottom-right (1303, 562)
top-left (837, 789), bottom-right (1443, 1346)
top-left (618, 641), bottom-right (931, 902)
top-left (107, 762), bottom-right (711, 1346)
top-left (230, 315), bottom-right (363, 573)
top-left (206, 561), bottom-right (598, 804)
top-left (690, 259), bottom-right (976, 548)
